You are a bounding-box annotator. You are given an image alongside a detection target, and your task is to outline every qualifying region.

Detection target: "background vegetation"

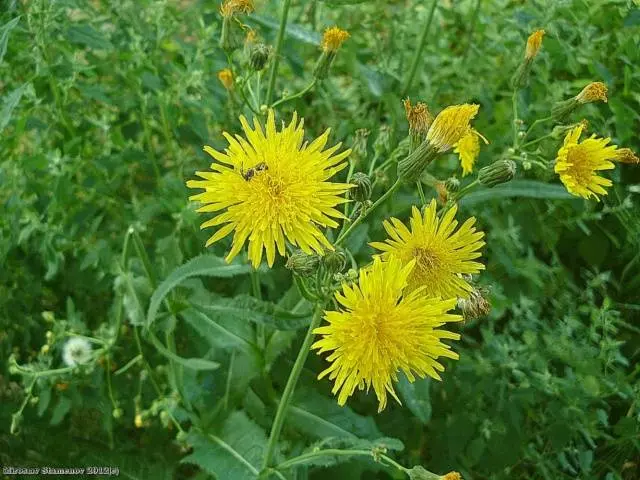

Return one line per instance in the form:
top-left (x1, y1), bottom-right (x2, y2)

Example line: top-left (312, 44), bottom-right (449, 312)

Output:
top-left (1, 0), bottom-right (639, 479)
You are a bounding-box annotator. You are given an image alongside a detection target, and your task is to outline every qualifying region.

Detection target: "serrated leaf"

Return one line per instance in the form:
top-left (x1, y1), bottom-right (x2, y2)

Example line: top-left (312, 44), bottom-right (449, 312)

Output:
top-left (181, 412), bottom-right (268, 480)
top-left (460, 180), bottom-right (574, 206)
top-left (288, 388), bottom-right (382, 440)
top-left (0, 83), bottom-right (28, 134)
top-left (0, 16), bottom-right (20, 65)
top-left (397, 375), bottom-right (432, 424)
top-left (65, 24), bottom-right (113, 50)
top-left (147, 255), bottom-right (253, 327)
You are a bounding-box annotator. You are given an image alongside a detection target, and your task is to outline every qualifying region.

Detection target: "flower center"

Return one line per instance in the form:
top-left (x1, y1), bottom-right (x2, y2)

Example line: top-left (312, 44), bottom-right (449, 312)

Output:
top-left (413, 247), bottom-right (441, 273)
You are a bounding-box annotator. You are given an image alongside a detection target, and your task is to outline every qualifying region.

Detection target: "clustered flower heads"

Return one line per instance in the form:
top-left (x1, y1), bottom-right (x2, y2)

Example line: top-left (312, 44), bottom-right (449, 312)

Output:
top-left (62, 337), bottom-right (93, 367)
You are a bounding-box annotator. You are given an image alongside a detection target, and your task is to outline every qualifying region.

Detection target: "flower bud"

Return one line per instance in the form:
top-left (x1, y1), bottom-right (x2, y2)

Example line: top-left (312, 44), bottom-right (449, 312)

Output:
top-left (511, 30), bottom-right (544, 89)
top-left (250, 43), bottom-right (271, 71)
top-left (40, 344), bottom-right (49, 355)
top-left (322, 250), bottom-right (347, 274)
top-left (217, 69), bottom-right (234, 90)
top-left (397, 139), bottom-right (439, 183)
top-left (445, 177), bottom-right (460, 192)
top-left (112, 408), bottom-right (123, 419)
top-left (286, 250), bottom-right (320, 277)
top-left (351, 128), bottom-right (370, 166)
top-left (350, 173), bottom-right (372, 202)
top-left (478, 160), bottom-right (516, 187)
top-left (374, 125), bottom-right (392, 156)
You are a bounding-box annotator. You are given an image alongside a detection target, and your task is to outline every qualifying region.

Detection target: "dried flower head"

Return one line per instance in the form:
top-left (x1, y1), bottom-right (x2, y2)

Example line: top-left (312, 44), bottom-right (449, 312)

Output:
top-left (187, 111), bottom-right (352, 268)
top-left (614, 148), bottom-right (639, 165)
top-left (576, 82), bottom-right (608, 104)
top-left (312, 256), bottom-right (462, 412)
top-left (426, 104), bottom-right (481, 153)
top-left (217, 68), bottom-right (234, 90)
top-left (403, 99), bottom-right (433, 138)
top-left (62, 337), bottom-right (93, 367)
top-left (220, 0), bottom-right (255, 17)
top-left (525, 29), bottom-right (545, 60)
top-left (371, 200), bottom-right (485, 299)
top-left (554, 124), bottom-right (618, 200)
top-left (322, 26), bottom-right (350, 52)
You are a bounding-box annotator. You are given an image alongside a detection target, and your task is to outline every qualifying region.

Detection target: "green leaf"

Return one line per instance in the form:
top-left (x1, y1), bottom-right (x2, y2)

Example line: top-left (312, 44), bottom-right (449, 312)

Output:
top-left (282, 437), bottom-right (404, 469)
top-left (146, 255), bottom-right (253, 328)
top-left (249, 15), bottom-right (321, 45)
top-left (191, 295), bottom-right (313, 331)
top-left (0, 83), bottom-right (28, 134)
top-left (397, 375), bottom-right (432, 424)
top-left (65, 24), bottom-right (113, 50)
top-left (115, 272), bottom-right (152, 326)
top-left (50, 396), bottom-right (71, 426)
top-left (181, 412), bottom-right (268, 480)
top-left (0, 16), bottom-right (20, 65)
top-left (147, 330), bottom-right (219, 371)
top-left (289, 388), bottom-right (382, 440)
top-left (460, 180), bottom-right (574, 206)
top-left (181, 306), bottom-right (257, 352)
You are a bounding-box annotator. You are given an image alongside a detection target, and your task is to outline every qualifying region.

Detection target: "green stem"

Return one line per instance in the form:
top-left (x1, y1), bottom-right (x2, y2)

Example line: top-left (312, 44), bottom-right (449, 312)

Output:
top-left (452, 179), bottom-right (480, 202)
top-left (265, 0), bottom-right (292, 106)
top-left (416, 181), bottom-right (427, 204)
top-left (335, 179), bottom-right (401, 247)
top-left (342, 158), bottom-right (358, 219)
top-left (522, 132), bottom-right (555, 149)
top-left (276, 449), bottom-right (409, 474)
top-left (400, 0), bottom-right (437, 97)
top-left (523, 116), bottom-right (553, 141)
top-left (251, 269), bottom-right (265, 348)
top-left (261, 305), bottom-right (325, 470)
top-left (114, 355), bottom-right (142, 376)
top-left (512, 90), bottom-right (519, 148)
top-left (131, 229), bottom-right (157, 288)
top-left (367, 152), bottom-right (380, 177)
top-left (271, 79), bottom-right (317, 108)
top-left (462, 0), bottom-right (482, 61)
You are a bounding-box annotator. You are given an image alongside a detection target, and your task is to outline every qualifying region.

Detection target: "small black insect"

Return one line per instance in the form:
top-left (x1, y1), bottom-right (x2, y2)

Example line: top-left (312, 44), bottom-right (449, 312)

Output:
top-left (241, 162), bottom-right (268, 181)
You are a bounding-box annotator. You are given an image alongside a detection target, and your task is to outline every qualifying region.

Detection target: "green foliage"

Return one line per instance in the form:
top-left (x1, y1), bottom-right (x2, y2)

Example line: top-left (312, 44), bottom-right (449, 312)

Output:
top-left (1, 0), bottom-right (639, 480)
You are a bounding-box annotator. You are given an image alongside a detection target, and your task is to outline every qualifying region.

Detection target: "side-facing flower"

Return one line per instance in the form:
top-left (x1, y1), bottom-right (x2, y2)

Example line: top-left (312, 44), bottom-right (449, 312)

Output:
top-left (217, 69), bottom-right (234, 90)
top-left (614, 148), bottom-right (639, 165)
top-left (576, 82), bottom-right (608, 104)
top-left (554, 124), bottom-right (618, 200)
top-left (370, 200), bottom-right (485, 299)
top-left (321, 26), bottom-right (350, 52)
top-left (63, 337), bottom-right (93, 367)
top-left (525, 29), bottom-right (545, 60)
top-left (187, 111), bottom-right (352, 268)
top-left (312, 256), bottom-right (462, 412)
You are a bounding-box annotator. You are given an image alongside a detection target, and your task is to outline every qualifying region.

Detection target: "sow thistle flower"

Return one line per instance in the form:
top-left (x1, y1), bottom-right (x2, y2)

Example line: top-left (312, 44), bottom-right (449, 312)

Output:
top-left (217, 68), bottom-right (234, 90)
top-left (453, 129), bottom-right (489, 176)
top-left (552, 82), bottom-right (608, 122)
top-left (220, 0), bottom-right (254, 17)
top-left (187, 110), bottom-right (352, 268)
top-left (512, 29), bottom-right (545, 88)
top-left (314, 26), bottom-right (350, 79)
top-left (398, 104), bottom-right (481, 182)
top-left (554, 124), bottom-right (621, 200)
top-left (312, 256), bottom-right (462, 412)
top-left (370, 200), bottom-right (485, 299)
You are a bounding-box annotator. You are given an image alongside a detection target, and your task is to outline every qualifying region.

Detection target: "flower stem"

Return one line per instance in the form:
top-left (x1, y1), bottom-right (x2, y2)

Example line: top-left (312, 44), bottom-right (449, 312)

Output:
top-left (452, 179), bottom-right (480, 201)
top-left (276, 449), bottom-right (410, 475)
top-left (265, 0), bottom-right (292, 106)
top-left (400, 0), bottom-right (437, 98)
top-left (462, 0), bottom-right (482, 61)
top-left (335, 179), bottom-right (401, 247)
top-left (271, 79), bottom-right (317, 108)
top-left (512, 89), bottom-right (519, 148)
top-left (261, 304), bottom-right (325, 471)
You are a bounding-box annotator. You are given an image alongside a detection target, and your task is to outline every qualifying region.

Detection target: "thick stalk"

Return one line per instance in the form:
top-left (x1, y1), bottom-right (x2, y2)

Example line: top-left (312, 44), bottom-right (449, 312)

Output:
top-left (265, 0), bottom-right (292, 106)
top-left (261, 305), bottom-right (325, 470)
top-left (400, 0), bottom-right (437, 97)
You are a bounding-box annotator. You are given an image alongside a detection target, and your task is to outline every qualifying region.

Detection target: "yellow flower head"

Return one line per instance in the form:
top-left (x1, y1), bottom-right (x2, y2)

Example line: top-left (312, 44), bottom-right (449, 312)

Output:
top-left (525, 29), bottom-right (545, 60)
top-left (442, 473), bottom-right (463, 480)
top-left (614, 148), bottom-right (639, 165)
top-left (217, 68), bottom-right (234, 90)
top-left (312, 256), bottom-right (462, 412)
top-left (322, 26), bottom-right (350, 52)
top-left (370, 200), bottom-right (485, 299)
top-left (554, 125), bottom-right (618, 200)
top-left (220, 0), bottom-right (255, 17)
top-left (187, 111), bottom-right (352, 268)
top-left (403, 98), bottom-right (433, 137)
top-left (453, 128), bottom-right (489, 176)
top-left (576, 82), bottom-right (608, 104)
top-left (426, 104), bottom-right (480, 153)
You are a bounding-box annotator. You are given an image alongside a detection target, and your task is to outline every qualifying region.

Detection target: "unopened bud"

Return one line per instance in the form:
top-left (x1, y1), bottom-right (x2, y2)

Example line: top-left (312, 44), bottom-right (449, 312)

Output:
top-left (322, 250), bottom-right (347, 274)
top-left (444, 177), bottom-right (460, 192)
top-left (350, 173), bottom-right (372, 202)
top-left (286, 251), bottom-right (320, 277)
top-left (478, 159), bottom-right (516, 187)
top-left (374, 125), bottom-right (392, 156)
top-left (351, 129), bottom-right (370, 165)
top-left (217, 69), bottom-right (234, 90)
top-left (42, 311), bottom-right (55, 323)
top-left (250, 43), bottom-right (271, 71)
top-left (112, 408), bottom-right (123, 419)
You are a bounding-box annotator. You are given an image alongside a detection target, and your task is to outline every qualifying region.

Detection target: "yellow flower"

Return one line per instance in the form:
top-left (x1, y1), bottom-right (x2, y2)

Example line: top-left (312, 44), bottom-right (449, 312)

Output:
top-left (217, 68), bottom-right (234, 90)
top-left (322, 26), bottom-right (350, 52)
top-left (312, 256), bottom-right (462, 412)
top-left (576, 81), bottom-right (608, 104)
top-left (426, 104), bottom-right (481, 153)
top-left (403, 98), bottom-right (433, 138)
top-left (442, 473), bottom-right (463, 480)
top-left (370, 200), bottom-right (485, 299)
top-left (554, 125), bottom-right (618, 200)
top-left (614, 148), bottom-right (639, 165)
top-left (187, 111), bottom-right (352, 268)
top-left (453, 128), bottom-right (488, 176)
top-left (220, 0), bottom-right (254, 17)
top-left (525, 29), bottom-right (545, 60)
